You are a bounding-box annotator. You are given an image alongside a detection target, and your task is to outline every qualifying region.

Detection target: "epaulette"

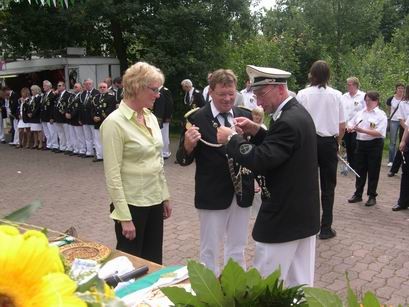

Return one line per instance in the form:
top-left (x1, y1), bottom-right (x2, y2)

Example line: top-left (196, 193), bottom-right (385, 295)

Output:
top-left (163, 87), bottom-right (169, 91)
top-left (108, 92), bottom-right (114, 96)
top-left (184, 107), bottom-right (200, 119)
top-left (194, 89), bottom-right (200, 93)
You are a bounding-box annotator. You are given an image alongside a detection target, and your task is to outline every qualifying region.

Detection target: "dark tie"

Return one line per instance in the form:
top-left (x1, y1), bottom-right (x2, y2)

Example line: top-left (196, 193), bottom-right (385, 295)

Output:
top-left (185, 93), bottom-right (190, 105)
top-left (220, 113), bottom-right (231, 127)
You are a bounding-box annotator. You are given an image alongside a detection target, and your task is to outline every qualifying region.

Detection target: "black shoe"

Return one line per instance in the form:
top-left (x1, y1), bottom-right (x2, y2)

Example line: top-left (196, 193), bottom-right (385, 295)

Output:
top-left (0, 140), bottom-right (6, 144)
top-left (53, 149), bottom-right (62, 153)
top-left (319, 228), bottom-right (337, 240)
top-left (92, 158), bottom-right (103, 162)
top-left (64, 151), bottom-right (72, 155)
top-left (83, 155), bottom-right (93, 158)
top-left (388, 172), bottom-right (395, 177)
top-left (392, 204), bottom-right (408, 211)
top-left (348, 195), bottom-right (362, 203)
top-left (365, 197), bottom-right (376, 207)
top-left (69, 152), bottom-right (77, 156)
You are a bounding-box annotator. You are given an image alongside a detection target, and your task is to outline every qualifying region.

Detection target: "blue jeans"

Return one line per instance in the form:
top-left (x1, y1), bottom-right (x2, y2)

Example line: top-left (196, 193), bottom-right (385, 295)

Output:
top-left (389, 120), bottom-right (400, 162)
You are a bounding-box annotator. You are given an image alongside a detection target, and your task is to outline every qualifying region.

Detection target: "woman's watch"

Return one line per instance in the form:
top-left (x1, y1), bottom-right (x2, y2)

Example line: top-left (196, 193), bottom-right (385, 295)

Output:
top-left (227, 131), bottom-right (238, 142)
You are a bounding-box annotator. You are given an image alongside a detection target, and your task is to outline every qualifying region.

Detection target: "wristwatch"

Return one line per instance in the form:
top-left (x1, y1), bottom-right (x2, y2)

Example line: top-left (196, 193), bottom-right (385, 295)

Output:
top-left (227, 131), bottom-right (237, 142)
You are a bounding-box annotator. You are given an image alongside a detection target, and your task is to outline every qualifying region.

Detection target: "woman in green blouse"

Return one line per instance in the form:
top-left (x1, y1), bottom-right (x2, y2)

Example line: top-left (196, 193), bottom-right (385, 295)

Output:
top-left (100, 62), bottom-right (172, 264)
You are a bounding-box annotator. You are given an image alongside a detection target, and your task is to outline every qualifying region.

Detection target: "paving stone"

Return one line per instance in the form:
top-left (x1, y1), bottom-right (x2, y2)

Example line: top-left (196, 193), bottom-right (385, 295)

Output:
top-left (1, 139), bottom-right (408, 303)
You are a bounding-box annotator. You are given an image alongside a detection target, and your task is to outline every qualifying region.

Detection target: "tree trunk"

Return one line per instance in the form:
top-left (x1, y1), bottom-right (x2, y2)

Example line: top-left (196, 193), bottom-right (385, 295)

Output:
top-left (110, 16), bottom-right (128, 75)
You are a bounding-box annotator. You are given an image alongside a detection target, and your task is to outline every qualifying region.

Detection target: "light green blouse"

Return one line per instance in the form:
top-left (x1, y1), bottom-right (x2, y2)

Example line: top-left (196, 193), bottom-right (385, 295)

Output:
top-left (100, 101), bottom-right (170, 221)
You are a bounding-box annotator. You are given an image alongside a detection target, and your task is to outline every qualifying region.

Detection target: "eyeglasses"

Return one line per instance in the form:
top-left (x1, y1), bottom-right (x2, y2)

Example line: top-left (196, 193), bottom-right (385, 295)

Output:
top-left (254, 86), bottom-right (275, 98)
top-left (147, 86), bottom-right (160, 94)
top-left (99, 86), bottom-right (107, 89)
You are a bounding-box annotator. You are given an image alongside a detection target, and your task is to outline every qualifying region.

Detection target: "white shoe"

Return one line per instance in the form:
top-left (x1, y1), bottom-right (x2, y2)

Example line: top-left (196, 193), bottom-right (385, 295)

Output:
top-left (387, 162), bottom-right (392, 167)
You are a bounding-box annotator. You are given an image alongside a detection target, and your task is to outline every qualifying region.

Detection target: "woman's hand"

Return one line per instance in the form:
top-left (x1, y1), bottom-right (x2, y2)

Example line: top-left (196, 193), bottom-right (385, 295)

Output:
top-left (163, 200), bottom-right (172, 219)
top-left (121, 220), bottom-right (136, 240)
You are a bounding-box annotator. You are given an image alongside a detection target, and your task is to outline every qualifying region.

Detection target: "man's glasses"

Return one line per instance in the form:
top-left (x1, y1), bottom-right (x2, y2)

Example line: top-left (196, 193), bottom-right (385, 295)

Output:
top-left (254, 86), bottom-right (275, 98)
top-left (147, 87), bottom-right (160, 94)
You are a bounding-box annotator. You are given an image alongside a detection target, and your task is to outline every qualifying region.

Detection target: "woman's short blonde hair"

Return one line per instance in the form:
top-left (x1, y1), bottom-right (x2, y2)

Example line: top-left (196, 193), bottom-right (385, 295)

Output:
top-left (20, 87), bottom-right (30, 97)
top-left (251, 106), bottom-right (265, 117)
top-left (123, 62), bottom-right (164, 100)
top-left (30, 85), bottom-right (42, 95)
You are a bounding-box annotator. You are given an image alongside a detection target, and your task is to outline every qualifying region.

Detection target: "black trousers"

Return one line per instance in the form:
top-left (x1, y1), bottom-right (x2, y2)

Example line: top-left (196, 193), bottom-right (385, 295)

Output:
top-left (343, 131), bottom-right (357, 170)
top-left (111, 203), bottom-right (164, 264)
top-left (317, 136), bottom-right (338, 230)
top-left (397, 151), bottom-right (409, 208)
top-left (354, 139), bottom-right (384, 198)
top-left (390, 126), bottom-right (405, 174)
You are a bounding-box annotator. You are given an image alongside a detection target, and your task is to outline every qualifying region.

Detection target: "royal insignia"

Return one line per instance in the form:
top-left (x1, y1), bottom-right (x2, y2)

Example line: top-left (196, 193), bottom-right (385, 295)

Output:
top-left (370, 122), bottom-right (376, 129)
top-left (272, 110), bottom-right (282, 122)
top-left (239, 144), bottom-right (253, 155)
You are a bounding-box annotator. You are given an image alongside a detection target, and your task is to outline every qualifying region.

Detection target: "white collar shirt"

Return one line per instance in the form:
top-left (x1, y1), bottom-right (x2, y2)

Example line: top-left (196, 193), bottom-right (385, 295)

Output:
top-left (240, 88), bottom-right (258, 110)
top-left (348, 107), bottom-right (387, 141)
top-left (397, 100), bottom-right (409, 121)
top-left (210, 101), bottom-right (234, 127)
top-left (341, 90), bottom-right (365, 122)
top-left (297, 85), bottom-right (345, 137)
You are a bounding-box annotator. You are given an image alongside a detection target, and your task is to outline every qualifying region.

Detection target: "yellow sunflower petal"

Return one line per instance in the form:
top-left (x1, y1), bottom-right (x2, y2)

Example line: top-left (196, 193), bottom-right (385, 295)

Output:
top-left (0, 225), bottom-right (20, 236)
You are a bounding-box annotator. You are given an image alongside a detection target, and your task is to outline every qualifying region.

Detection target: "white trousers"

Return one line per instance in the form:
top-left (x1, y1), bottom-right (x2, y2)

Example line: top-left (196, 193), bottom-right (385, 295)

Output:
top-left (54, 123), bottom-right (66, 151)
top-left (63, 123), bottom-right (72, 151)
top-left (73, 126), bottom-right (86, 154)
top-left (47, 122), bottom-right (58, 149)
top-left (198, 198), bottom-right (251, 276)
top-left (82, 124), bottom-right (94, 156)
top-left (92, 128), bottom-right (103, 159)
top-left (0, 115), bottom-right (4, 141)
top-left (253, 235), bottom-right (316, 287)
top-left (68, 125), bottom-right (76, 152)
top-left (41, 122), bottom-right (50, 147)
top-left (13, 119), bottom-right (19, 144)
top-left (161, 122), bottom-right (171, 157)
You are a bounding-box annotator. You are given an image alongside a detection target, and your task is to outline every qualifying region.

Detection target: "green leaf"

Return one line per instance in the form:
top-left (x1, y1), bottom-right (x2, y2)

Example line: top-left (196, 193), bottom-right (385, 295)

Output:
top-left (3, 201), bottom-right (42, 222)
top-left (160, 287), bottom-right (203, 306)
top-left (220, 259), bottom-right (247, 299)
top-left (362, 292), bottom-right (381, 307)
top-left (304, 287), bottom-right (343, 307)
top-left (264, 268), bottom-right (281, 290)
top-left (346, 272), bottom-right (359, 307)
top-left (187, 260), bottom-right (225, 306)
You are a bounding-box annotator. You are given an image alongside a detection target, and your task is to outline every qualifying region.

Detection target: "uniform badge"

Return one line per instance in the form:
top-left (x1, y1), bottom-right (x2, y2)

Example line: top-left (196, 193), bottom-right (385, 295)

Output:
top-left (370, 122), bottom-right (376, 129)
top-left (239, 144), bottom-right (252, 155)
top-left (272, 110), bottom-right (282, 121)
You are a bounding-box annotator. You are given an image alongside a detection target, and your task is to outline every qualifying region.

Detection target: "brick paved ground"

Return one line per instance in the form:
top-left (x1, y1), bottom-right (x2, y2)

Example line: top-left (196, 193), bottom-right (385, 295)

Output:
top-left (1, 139), bottom-right (409, 304)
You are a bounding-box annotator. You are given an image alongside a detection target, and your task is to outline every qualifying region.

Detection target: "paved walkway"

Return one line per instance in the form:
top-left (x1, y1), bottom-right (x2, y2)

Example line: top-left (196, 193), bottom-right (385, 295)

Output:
top-left (1, 140), bottom-right (408, 304)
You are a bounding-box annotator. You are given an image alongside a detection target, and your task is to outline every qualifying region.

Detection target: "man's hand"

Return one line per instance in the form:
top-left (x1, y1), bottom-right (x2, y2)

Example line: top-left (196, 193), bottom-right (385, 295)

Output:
top-left (399, 140), bottom-right (407, 152)
top-left (94, 116), bottom-right (101, 122)
top-left (50, 119), bottom-right (54, 124)
top-left (235, 117), bottom-right (260, 136)
top-left (121, 220), bottom-right (136, 240)
top-left (65, 113), bottom-right (72, 119)
top-left (163, 200), bottom-right (172, 219)
top-left (28, 113), bottom-right (32, 118)
top-left (184, 125), bottom-right (201, 154)
top-left (217, 126), bottom-right (235, 144)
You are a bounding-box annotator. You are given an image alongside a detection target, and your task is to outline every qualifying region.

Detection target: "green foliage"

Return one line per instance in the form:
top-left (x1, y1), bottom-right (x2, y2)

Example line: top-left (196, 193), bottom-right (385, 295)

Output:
top-left (2, 200), bottom-right (42, 222)
top-left (161, 259), bottom-right (306, 306)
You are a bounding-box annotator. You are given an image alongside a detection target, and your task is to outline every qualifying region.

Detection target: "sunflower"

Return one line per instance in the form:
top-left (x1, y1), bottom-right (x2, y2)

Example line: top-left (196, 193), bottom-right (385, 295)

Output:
top-left (0, 225), bottom-right (86, 307)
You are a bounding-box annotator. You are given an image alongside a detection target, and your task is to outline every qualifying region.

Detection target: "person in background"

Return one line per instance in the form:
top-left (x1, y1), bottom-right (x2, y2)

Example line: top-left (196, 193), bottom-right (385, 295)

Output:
top-left (17, 87), bottom-right (31, 148)
top-left (4, 86), bottom-right (19, 146)
top-left (251, 106), bottom-right (267, 130)
top-left (111, 77), bottom-right (123, 108)
top-left (28, 85), bottom-right (43, 149)
top-left (153, 85), bottom-right (174, 159)
top-left (202, 72), bottom-right (212, 104)
top-left (386, 82), bottom-right (405, 167)
top-left (0, 88), bottom-right (6, 143)
top-left (66, 82), bottom-right (85, 156)
top-left (40, 80), bottom-right (56, 151)
top-left (341, 77), bottom-right (365, 172)
top-left (100, 62), bottom-right (172, 264)
top-left (91, 82), bottom-right (116, 162)
top-left (181, 79), bottom-right (205, 111)
top-left (241, 79), bottom-right (258, 110)
top-left (347, 91), bottom-right (387, 207)
top-left (296, 60), bottom-right (345, 240)
top-left (388, 85), bottom-right (409, 177)
top-left (392, 116), bottom-right (409, 211)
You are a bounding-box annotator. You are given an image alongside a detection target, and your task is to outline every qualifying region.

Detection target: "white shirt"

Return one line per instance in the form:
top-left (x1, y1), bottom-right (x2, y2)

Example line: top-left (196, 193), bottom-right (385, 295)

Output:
top-left (397, 100), bottom-right (409, 121)
top-left (240, 88), bottom-right (258, 110)
top-left (389, 96), bottom-right (403, 121)
top-left (296, 85), bottom-right (345, 137)
top-left (210, 101), bottom-right (234, 127)
top-left (348, 107), bottom-right (387, 141)
top-left (341, 90), bottom-right (365, 122)
top-left (202, 85), bottom-right (212, 103)
top-left (405, 117), bottom-right (409, 128)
